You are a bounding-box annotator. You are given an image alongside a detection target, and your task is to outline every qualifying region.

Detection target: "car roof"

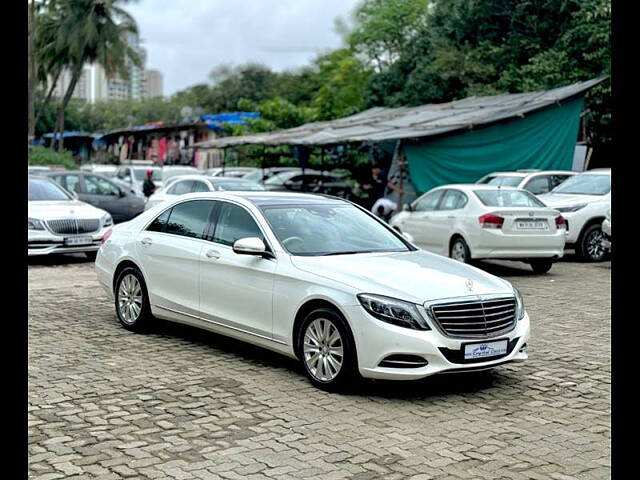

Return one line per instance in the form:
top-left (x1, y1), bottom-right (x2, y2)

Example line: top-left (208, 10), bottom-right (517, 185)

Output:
top-left (433, 184), bottom-right (520, 191)
top-left (173, 191), bottom-right (347, 207)
top-left (484, 170), bottom-right (576, 178)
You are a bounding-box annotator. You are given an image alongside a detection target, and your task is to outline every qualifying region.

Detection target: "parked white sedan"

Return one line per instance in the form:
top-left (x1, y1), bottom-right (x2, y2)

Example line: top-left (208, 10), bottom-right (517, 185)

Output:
top-left (145, 175), bottom-right (265, 210)
top-left (390, 185), bottom-right (566, 273)
top-left (95, 192), bottom-right (529, 391)
top-left (476, 170), bottom-right (576, 195)
top-left (28, 176), bottom-right (113, 258)
top-left (538, 169), bottom-right (611, 262)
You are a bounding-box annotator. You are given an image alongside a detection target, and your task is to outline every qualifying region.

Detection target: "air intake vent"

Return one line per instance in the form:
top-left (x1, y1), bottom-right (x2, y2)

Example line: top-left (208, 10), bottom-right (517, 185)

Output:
top-left (378, 354), bottom-right (428, 368)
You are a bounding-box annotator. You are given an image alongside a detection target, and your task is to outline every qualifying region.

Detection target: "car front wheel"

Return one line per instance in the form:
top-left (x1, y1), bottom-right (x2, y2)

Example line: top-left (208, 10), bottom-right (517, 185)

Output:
top-left (298, 308), bottom-right (358, 392)
top-left (115, 267), bottom-right (153, 332)
top-left (450, 237), bottom-right (471, 263)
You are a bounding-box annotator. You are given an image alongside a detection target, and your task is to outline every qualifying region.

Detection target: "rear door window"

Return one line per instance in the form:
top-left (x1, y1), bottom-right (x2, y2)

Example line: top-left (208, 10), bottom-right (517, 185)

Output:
top-left (147, 208), bottom-right (171, 233)
top-left (438, 190), bottom-right (467, 210)
top-left (523, 176), bottom-right (551, 195)
top-left (413, 190), bottom-right (443, 212)
top-left (164, 200), bottom-right (214, 239)
top-left (168, 180), bottom-right (195, 195)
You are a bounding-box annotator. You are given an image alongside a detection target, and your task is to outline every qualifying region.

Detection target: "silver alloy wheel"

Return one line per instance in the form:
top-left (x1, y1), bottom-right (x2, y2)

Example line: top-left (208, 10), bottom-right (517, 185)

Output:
top-left (303, 318), bottom-right (344, 382)
top-left (117, 274), bottom-right (143, 325)
top-left (451, 241), bottom-right (466, 262)
top-left (586, 229), bottom-right (605, 260)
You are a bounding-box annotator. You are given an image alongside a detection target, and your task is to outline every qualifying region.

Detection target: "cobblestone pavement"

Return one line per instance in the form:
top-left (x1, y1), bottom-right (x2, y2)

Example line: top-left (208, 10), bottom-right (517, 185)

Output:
top-left (29, 254), bottom-right (610, 480)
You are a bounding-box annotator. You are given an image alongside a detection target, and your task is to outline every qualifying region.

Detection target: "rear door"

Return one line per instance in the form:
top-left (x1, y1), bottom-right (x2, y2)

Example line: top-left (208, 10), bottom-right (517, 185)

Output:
top-left (135, 200), bottom-right (214, 319)
top-left (431, 189), bottom-right (468, 255)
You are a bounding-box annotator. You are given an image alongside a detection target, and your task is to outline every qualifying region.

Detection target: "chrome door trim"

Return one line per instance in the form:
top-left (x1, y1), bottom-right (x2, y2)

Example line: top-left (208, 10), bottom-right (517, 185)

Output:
top-left (154, 304), bottom-right (287, 346)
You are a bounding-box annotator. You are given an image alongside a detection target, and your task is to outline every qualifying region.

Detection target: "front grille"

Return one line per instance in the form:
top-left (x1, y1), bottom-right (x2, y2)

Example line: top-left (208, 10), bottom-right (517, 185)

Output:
top-left (430, 297), bottom-right (517, 338)
top-left (47, 219), bottom-right (100, 235)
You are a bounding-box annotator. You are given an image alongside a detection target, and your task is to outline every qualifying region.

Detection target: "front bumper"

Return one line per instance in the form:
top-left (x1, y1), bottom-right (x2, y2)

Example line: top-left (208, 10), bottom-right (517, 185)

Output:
top-left (343, 305), bottom-right (529, 380)
top-left (28, 228), bottom-right (111, 256)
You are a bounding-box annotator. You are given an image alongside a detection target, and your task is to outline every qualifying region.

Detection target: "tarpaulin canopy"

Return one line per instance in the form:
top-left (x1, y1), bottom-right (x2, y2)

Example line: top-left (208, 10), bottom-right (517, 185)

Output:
top-left (405, 97), bottom-right (585, 194)
top-left (194, 77), bottom-right (605, 148)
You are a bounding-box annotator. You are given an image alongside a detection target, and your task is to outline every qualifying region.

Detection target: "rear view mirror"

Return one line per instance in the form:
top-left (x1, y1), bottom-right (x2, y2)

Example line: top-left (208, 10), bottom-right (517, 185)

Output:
top-left (402, 232), bottom-right (415, 243)
top-left (233, 237), bottom-right (267, 256)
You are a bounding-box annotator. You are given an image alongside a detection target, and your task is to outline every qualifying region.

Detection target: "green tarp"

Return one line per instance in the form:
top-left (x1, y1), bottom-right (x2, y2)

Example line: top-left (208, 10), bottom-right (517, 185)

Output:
top-left (404, 97), bottom-right (584, 195)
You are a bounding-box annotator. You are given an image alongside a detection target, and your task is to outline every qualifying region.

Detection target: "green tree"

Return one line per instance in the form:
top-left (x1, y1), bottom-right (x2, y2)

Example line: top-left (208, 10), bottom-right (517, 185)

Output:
top-left (39, 0), bottom-right (141, 150)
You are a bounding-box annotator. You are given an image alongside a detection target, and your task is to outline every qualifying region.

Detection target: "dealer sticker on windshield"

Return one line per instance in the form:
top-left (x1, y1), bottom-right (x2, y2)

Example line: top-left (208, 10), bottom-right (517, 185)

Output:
top-left (464, 339), bottom-right (508, 360)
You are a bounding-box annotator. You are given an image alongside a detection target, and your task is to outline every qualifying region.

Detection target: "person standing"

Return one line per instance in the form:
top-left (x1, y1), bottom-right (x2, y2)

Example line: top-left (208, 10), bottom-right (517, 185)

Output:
top-left (361, 163), bottom-right (386, 210)
top-left (142, 169), bottom-right (156, 198)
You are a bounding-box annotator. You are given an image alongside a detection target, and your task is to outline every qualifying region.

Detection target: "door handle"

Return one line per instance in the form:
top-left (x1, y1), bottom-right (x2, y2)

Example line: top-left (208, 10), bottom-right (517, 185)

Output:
top-left (447, 215), bottom-right (455, 219)
top-left (205, 249), bottom-right (220, 259)
top-left (140, 237), bottom-right (153, 246)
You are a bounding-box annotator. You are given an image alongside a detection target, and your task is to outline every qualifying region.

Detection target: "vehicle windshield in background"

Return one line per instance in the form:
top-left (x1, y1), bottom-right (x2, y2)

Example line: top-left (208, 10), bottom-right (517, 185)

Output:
top-left (214, 180), bottom-right (265, 191)
top-left (243, 171), bottom-right (264, 182)
top-left (551, 174), bottom-right (610, 195)
top-left (29, 178), bottom-right (72, 201)
top-left (264, 171), bottom-right (295, 185)
top-left (162, 168), bottom-right (201, 180)
top-left (133, 168), bottom-right (163, 181)
top-left (262, 204), bottom-right (409, 256)
top-left (474, 189), bottom-right (546, 207)
top-left (480, 176), bottom-right (523, 187)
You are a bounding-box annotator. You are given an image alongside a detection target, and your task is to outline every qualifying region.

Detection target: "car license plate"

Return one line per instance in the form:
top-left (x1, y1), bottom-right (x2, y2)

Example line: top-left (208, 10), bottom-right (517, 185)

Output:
top-left (516, 220), bottom-right (548, 230)
top-left (464, 339), bottom-right (508, 360)
top-left (64, 236), bottom-right (93, 246)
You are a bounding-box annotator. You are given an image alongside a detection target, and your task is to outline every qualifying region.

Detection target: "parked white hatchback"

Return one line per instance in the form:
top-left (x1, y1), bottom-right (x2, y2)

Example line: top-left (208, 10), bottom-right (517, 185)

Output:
top-left (95, 192), bottom-right (529, 391)
top-left (390, 185), bottom-right (566, 273)
top-left (538, 169), bottom-right (611, 262)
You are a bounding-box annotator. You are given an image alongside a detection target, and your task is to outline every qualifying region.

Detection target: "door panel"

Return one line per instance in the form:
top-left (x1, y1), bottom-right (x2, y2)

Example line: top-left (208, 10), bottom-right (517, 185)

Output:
top-left (199, 201), bottom-right (275, 338)
top-left (136, 200), bottom-right (214, 318)
top-left (402, 190), bottom-right (444, 248)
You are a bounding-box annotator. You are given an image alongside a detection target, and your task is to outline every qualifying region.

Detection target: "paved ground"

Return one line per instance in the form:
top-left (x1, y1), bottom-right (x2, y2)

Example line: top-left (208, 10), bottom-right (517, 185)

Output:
top-left (28, 254), bottom-right (610, 480)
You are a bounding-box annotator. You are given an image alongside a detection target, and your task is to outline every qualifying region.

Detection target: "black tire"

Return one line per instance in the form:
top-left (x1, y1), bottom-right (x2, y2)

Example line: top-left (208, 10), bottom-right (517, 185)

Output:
top-left (297, 307), bottom-right (359, 392)
top-left (85, 251), bottom-right (98, 261)
top-left (529, 259), bottom-right (553, 274)
top-left (577, 223), bottom-right (608, 262)
top-left (449, 237), bottom-right (471, 264)
top-left (114, 267), bottom-right (153, 332)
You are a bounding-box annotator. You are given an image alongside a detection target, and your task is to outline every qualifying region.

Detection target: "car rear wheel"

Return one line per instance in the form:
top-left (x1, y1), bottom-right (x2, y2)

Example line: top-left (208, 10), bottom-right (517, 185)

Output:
top-left (298, 308), bottom-right (358, 392)
top-left (529, 259), bottom-right (553, 274)
top-left (115, 267), bottom-right (153, 332)
top-left (578, 223), bottom-right (608, 262)
top-left (450, 237), bottom-right (471, 263)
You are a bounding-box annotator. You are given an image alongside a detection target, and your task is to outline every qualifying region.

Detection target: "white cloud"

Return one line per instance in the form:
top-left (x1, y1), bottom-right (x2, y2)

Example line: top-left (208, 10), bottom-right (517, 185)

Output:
top-left (124, 0), bottom-right (361, 95)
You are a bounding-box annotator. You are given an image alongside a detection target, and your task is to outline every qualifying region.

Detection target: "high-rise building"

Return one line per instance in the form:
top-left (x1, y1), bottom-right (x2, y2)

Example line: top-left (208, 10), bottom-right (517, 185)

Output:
top-left (143, 69), bottom-right (163, 99)
top-left (48, 32), bottom-right (161, 104)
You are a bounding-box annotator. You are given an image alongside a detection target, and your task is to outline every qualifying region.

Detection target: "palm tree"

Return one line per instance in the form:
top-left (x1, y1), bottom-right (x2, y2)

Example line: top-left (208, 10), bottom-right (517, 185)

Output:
top-left (39, 0), bottom-right (140, 150)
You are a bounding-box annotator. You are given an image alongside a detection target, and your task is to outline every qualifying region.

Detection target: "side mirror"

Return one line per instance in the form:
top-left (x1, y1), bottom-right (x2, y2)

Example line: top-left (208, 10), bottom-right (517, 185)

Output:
top-left (402, 231), bottom-right (415, 243)
top-left (118, 189), bottom-right (126, 198)
top-left (403, 203), bottom-right (412, 212)
top-left (232, 237), bottom-right (267, 256)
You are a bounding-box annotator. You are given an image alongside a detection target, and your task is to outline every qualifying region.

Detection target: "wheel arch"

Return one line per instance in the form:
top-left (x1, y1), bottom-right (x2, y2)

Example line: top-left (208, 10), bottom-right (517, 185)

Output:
top-left (112, 258), bottom-right (145, 293)
top-left (449, 233), bottom-right (472, 258)
top-left (292, 298), bottom-right (356, 361)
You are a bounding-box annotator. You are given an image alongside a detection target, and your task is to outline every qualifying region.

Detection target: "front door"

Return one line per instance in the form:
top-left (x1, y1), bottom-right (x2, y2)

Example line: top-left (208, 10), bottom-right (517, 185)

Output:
top-left (199, 201), bottom-right (276, 339)
top-left (83, 174), bottom-right (126, 222)
top-left (402, 189), bottom-right (444, 248)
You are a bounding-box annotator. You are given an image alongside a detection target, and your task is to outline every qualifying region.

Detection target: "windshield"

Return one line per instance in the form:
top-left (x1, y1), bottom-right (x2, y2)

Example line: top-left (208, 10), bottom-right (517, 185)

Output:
top-left (214, 180), bottom-right (265, 191)
top-left (264, 171), bottom-right (296, 185)
top-left (474, 189), bottom-right (545, 207)
top-left (243, 170), bottom-right (264, 182)
top-left (552, 174), bottom-right (610, 195)
top-left (133, 168), bottom-right (163, 181)
top-left (262, 204), bottom-right (410, 256)
top-left (479, 175), bottom-right (523, 187)
top-left (28, 178), bottom-right (72, 201)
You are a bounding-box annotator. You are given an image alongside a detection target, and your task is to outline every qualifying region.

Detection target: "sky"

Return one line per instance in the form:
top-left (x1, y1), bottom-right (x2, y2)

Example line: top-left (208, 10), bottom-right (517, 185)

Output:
top-left (125, 0), bottom-right (362, 97)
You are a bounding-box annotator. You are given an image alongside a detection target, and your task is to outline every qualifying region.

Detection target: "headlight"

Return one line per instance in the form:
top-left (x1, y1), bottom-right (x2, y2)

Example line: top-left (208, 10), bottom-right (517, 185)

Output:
top-left (514, 288), bottom-right (525, 321)
top-left (557, 204), bottom-right (587, 213)
top-left (357, 293), bottom-right (430, 330)
top-left (28, 217), bottom-right (45, 230)
top-left (101, 213), bottom-right (113, 227)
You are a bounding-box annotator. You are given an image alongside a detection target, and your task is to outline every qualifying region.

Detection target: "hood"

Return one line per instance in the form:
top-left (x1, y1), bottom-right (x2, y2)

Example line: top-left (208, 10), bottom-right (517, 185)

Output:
top-left (291, 250), bottom-right (513, 304)
top-left (28, 200), bottom-right (107, 220)
top-left (538, 192), bottom-right (604, 207)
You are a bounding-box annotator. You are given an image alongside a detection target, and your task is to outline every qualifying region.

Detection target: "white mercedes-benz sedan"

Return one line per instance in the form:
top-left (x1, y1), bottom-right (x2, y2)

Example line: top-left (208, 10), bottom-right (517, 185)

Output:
top-left (28, 176), bottom-right (113, 258)
top-left (95, 192), bottom-right (529, 391)
top-left (390, 185), bottom-right (566, 273)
